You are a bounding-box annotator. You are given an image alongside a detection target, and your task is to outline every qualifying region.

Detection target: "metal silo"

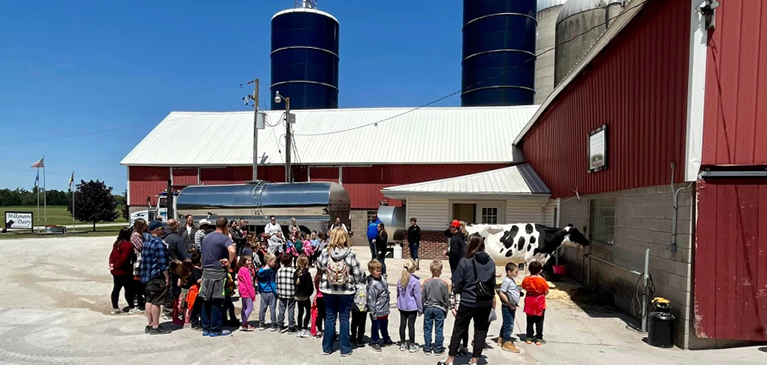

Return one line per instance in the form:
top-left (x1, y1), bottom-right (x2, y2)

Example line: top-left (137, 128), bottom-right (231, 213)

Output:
top-left (534, 0), bottom-right (567, 104)
top-left (554, 0), bottom-right (624, 86)
top-left (462, 0), bottom-right (537, 107)
top-left (271, 0), bottom-right (339, 110)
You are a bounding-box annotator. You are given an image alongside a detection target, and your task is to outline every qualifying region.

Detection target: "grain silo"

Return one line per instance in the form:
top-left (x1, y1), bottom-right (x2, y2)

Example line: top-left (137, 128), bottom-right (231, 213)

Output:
top-left (271, 0), bottom-right (340, 110)
top-left (554, 0), bottom-right (624, 86)
top-left (462, 0), bottom-right (538, 107)
top-left (534, 0), bottom-right (567, 104)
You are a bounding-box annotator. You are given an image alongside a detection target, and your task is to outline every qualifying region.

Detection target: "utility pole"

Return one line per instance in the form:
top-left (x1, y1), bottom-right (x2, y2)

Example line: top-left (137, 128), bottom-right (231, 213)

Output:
top-left (243, 79), bottom-right (262, 183)
top-left (274, 91), bottom-right (293, 183)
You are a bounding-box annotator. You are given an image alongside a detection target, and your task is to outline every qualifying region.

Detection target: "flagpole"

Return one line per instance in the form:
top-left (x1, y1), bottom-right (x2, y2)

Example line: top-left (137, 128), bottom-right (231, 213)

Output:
top-left (36, 168), bottom-right (40, 232)
top-left (43, 165), bottom-right (47, 226)
top-left (72, 172), bottom-right (76, 233)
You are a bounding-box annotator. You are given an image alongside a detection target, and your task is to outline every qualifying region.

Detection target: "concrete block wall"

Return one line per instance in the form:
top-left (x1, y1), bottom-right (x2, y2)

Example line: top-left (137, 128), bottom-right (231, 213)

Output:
top-left (350, 209), bottom-right (370, 247)
top-left (559, 185), bottom-right (695, 348)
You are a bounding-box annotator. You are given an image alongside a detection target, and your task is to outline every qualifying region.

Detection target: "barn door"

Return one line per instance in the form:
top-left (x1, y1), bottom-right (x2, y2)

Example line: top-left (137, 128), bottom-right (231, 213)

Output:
top-left (694, 178), bottom-right (767, 341)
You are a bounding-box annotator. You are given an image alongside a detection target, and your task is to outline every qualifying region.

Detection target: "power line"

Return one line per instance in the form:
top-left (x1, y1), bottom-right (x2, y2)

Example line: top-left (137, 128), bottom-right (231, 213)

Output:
top-left (294, 1), bottom-right (645, 138)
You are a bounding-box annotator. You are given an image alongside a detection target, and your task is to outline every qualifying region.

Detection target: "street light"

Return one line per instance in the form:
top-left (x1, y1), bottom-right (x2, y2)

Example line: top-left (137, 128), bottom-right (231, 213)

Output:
top-left (274, 91), bottom-right (292, 183)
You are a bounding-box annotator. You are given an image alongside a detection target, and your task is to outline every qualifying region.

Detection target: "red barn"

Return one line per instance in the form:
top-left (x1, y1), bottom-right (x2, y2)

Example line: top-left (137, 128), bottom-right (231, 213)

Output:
top-left (515, 0), bottom-right (767, 348)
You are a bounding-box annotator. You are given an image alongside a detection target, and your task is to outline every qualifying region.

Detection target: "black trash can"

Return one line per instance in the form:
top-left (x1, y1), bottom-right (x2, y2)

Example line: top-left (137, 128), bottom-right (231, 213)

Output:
top-left (647, 298), bottom-right (675, 348)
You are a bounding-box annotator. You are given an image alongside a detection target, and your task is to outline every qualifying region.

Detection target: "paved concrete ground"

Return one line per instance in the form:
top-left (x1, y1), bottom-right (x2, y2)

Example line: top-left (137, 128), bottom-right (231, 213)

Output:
top-left (0, 236), bottom-right (764, 364)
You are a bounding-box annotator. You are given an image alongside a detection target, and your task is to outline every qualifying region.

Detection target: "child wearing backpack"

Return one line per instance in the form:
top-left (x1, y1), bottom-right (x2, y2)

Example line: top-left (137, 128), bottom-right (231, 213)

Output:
top-left (257, 254), bottom-right (278, 331)
top-left (277, 254), bottom-right (297, 333)
top-left (367, 259), bottom-right (392, 352)
top-left (397, 259), bottom-right (422, 353)
top-left (350, 268), bottom-right (368, 348)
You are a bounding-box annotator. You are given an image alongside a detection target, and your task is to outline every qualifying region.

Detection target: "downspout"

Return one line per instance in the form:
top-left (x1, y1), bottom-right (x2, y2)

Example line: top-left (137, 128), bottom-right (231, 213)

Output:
top-left (670, 162), bottom-right (693, 253)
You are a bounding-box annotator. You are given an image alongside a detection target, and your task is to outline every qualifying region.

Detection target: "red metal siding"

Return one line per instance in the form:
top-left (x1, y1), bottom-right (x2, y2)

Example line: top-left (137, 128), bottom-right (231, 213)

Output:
top-left (520, 0), bottom-right (690, 198)
top-left (695, 179), bottom-right (767, 341)
top-left (310, 167), bottom-right (340, 182)
top-left (172, 168), bottom-right (198, 186)
top-left (128, 167), bottom-right (170, 206)
top-left (702, 0), bottom-right (767, 166)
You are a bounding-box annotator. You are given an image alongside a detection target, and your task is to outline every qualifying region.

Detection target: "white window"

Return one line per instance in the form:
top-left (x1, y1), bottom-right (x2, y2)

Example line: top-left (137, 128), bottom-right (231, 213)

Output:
top-left (481, 207), bottom-right (499, 224)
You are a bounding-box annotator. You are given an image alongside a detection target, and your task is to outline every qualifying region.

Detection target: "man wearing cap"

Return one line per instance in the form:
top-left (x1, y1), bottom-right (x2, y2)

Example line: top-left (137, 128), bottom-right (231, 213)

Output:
top-left (195, 219), bottom-right (212, 252)
top-left (162, 219), bottom-right (189, 320)
top-left (366, 212), bottom-right (382, 258)
top-left (444, 220), bottom-right (466, 275)
top-left (140, 220), bottom-right (171, 335)
top-left (198, 217), bottom-right (237, 337)
top-left (180, 214), bottom-right (198, 248)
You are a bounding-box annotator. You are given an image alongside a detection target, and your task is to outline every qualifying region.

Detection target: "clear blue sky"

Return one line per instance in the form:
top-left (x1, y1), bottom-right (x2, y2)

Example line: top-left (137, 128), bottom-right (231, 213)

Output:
top-left (0, 0), bottom-right (462, 193)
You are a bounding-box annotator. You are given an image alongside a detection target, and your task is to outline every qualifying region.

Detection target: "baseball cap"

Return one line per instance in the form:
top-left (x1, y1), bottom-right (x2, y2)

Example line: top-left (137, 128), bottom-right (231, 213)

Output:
top-left (450, 220), bottom-right (461, 228)
top-left (148, 220), bottom-right (164, 231)
top-left (242, 248), bottom-right (253, 257)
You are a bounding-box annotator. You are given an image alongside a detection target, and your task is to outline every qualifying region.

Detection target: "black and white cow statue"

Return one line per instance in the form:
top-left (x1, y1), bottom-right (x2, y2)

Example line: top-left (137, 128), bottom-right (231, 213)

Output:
top-left (465, 223), bottom-right (590, 270)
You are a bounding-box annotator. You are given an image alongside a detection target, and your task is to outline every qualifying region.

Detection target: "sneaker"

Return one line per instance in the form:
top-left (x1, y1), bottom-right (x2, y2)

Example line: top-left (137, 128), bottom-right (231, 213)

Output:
top-left (371, 344), bottom-right (382, 352)
top-left (279, 326), bottom-right (288, 333)
top-left (241, 325), bottom-right (250, 332)
top-left (383, 339), bottom-right (394, 346)
top-left (110, 308), bottom-right (122, 315)
top-left (340, 351), bottom-right (352, 357)
top-left (192, 325), bottom-right (203, 331)
top-left (121, 306), bottom-right (131, 313)
top-left (209, 330), bottom-right (232, 337)
top-left (271, 325), bottom-right (279, 332)
top-left (260, 325), bottom-right (268, 331)
top-left (503, 341), bottom-right (520, 353)
top-left (399, 343), bottom-right (408, 351)
top-left (433, 348), bottom-right (446, 356)
top-left (409, 344), bottom-right (419, 353)
top-left (423, 346), bottom-right (433, 355)
top-left (287, 327), bottom-right (298, 334)
top-left (350, 339), bottom-right (358, 348)
top-left (297, 329), bottom-right (310, 338)
top-left (322, 352), bottom-right (332, 356)
top-left (149, 326), bottom-right (171, 335)
top-left (144, 326), bottom-right (151, 334)
top-left (203, 331), bottom-right (210, 336)
top-left (129, 308), bottom-right (144, 315)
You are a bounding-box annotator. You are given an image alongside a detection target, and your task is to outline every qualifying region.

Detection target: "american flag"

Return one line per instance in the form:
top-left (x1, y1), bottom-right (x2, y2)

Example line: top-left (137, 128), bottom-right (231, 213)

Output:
top-left (31, 157), bottom-right (44, 168)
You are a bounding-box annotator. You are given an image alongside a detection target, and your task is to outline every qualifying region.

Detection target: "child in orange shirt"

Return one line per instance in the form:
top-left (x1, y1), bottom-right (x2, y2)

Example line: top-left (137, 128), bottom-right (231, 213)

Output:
top-left (521, 261), bottom-right (549, 345)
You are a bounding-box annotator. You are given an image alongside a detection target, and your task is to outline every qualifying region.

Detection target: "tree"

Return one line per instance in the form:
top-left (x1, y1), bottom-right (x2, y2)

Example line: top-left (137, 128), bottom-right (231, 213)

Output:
top-left (68, 180), bottom-right (119, 231)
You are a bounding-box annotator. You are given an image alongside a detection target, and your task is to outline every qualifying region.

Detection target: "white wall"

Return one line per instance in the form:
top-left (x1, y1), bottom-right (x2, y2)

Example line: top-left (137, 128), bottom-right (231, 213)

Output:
top-left (406, 198), bottom-right (449, 231)
top-left (505, 197), bottom-right (549, 224)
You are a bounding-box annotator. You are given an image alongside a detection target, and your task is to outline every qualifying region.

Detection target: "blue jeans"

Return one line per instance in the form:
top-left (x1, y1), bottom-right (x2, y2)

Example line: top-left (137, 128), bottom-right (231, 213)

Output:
top-left (423, 307), bottom-right (446, 351)
top-left (500, 305), bottom-right (516, 342)
top-left (409, 242), bottom-right (419, 260)
top-left (368, 238), bottom-right (377, 258)
top-left (323, 294), bottom-right (353, 355)
top-left (201, 298), bottom-right (224, 333)
top-left (370, 318), bottom-right (391, 345)
top-left (376, 253), bottom-right (387, 275)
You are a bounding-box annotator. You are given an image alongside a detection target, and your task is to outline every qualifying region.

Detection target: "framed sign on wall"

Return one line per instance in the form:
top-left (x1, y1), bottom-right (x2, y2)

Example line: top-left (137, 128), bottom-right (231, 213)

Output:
top-left (589, 125), bottom-right (608, 173)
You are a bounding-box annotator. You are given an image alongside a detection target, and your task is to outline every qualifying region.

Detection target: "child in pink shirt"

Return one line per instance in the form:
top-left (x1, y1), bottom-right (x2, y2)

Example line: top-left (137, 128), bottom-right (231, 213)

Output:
top-left (237, 256), bottom-right (257, 331)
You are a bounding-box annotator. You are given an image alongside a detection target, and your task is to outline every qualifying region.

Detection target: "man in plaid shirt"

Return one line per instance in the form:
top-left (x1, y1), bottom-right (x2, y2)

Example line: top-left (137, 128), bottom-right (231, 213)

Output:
top-left (276, 254), bottom-right (297, 333)
top-left (140, 221), bottom-right (170, 335)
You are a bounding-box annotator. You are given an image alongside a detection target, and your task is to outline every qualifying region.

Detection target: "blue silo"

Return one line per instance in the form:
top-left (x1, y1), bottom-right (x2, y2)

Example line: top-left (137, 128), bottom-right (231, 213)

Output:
top-left (462, 0), bottom-right (538, 106)
top-left (271, 1), bottom-right (339, 110)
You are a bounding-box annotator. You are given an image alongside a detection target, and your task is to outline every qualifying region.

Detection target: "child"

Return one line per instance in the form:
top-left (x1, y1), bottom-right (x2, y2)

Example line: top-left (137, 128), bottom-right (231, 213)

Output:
top-left (367, 259), bottom-right (392, 352)
top-left (238, 255), bottom-right (257, 331)
top-left (222, 270), bottom-right (238, 326)
top-left (521, 261), bottom-right (549, 345)
top-left (276, 254), bottom-right (297, 333)
top-left (396, 259), bottom-right (422, 353)
top-left (422, 260), bottom-right (450, 355)
top-left (294, 254), bottom-right (313, 338)
top-left (302, 237), bottom-right (315, 264)
top-left (312, 271), bottom-right (325, 338)
top-left (183, 252), bottom-right (203, 329)
top-left (350, 267), bottom-right (368, 348)
top-left (257, 254), bottom-right (278, 331)
top-left (498, 263), bottom-right (521, 353)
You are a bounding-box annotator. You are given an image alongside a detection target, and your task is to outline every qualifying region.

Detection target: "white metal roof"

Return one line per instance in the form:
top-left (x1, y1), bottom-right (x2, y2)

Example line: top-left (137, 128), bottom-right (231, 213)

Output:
top-left (121, 106), bottom-right (539, 167)
top-left (381, 164), bottom-right (550, 199)
top-left (515, 0), bottom-right (646, 144)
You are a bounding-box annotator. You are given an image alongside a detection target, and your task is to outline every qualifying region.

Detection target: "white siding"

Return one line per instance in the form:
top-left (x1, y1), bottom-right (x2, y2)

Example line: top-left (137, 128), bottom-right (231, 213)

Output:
top-left (505, 198), bottom-right (549, 224)
top-left (543, 199), bottom-right (559, 226)
top-left (407, 198), bottom-right (450, 230)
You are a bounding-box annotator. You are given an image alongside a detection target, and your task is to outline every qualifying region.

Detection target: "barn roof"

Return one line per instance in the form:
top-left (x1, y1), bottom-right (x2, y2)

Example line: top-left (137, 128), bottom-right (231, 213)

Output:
top-left (381, 164), bottom-right (550, 199)
top-left (121, 106), bottom-right (538, 167)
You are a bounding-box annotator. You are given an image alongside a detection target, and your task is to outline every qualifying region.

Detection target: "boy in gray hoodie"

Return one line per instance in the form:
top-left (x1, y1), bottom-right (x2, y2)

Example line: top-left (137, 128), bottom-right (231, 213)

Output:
top-left (366, 260), bottom-right (392, 352)
top-left (422, 260), bottom-right (450, 355)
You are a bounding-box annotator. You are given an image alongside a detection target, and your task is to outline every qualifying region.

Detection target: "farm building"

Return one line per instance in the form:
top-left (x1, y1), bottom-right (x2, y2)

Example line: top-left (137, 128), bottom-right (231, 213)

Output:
top-left (504, 0), bottom-right (766, 349)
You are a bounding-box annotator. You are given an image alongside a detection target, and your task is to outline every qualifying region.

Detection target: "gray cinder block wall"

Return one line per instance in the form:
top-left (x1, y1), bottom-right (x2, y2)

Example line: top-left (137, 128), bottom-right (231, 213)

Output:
top-left (558, 185), bottom-right (695, 348)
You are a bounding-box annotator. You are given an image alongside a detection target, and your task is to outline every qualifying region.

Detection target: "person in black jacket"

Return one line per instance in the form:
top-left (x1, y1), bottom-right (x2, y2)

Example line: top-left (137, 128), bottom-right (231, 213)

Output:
top-left (162, 219), bottom-right (189, 320)
top-left (438, 234), bottom-right (496, 365)
top-left (443, 220), bottom-right (466, 275)
top-left (375, 222), bottom-right (389, 276)
top-left (407, 218), bottom-right (421, 270)
top-left (294, 255), bottom-right (314, 337)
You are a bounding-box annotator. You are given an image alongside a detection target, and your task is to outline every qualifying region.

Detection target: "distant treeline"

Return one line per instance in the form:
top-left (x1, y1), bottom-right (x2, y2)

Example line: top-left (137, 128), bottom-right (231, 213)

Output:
top-left (0, 188), bottom-right (125, 207)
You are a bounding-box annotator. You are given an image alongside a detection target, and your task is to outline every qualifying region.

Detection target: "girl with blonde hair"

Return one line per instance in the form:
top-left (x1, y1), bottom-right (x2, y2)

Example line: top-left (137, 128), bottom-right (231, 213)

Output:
top-left (396, 259), bottom-right (422, 352)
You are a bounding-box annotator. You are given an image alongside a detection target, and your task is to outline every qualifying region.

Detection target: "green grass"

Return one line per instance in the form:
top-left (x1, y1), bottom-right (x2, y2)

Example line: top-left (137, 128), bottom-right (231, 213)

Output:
top-left (1, 205), bottom-right (127, 227)
top-left (0, 225), bottom-right (124, 240)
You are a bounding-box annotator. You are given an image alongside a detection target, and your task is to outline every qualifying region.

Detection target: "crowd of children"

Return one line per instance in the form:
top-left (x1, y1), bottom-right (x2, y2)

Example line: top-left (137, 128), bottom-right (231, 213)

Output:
top-left (113, 221), bottom-right (551, 359)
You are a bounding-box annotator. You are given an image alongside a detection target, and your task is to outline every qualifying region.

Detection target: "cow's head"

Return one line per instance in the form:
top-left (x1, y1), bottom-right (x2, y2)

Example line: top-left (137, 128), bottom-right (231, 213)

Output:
top-left (563, 224), bottom-right (589, 246)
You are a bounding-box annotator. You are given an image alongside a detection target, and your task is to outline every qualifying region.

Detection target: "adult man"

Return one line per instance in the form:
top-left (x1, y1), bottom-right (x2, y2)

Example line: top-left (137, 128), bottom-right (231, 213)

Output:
top-left (195, 219), bottom-right (212, 252)
top-left (198, 217), bottom-right (237, 337)
top-left (264, 216), bottom-right (283, 254)
top-left (180, 214), bottom-right (197, 248)
top-left (162, 219), bottom-right (189, 319)
top-left (329, 217), bottom-right (349, 234)
top-left (140, 221), bottom-right (170, 335)
top-left (366, 212), bottom-right (382, 258)
top-left (407, 217), bottom-right (422, 270)
top-left (444, 220), bottom-right (466, 275)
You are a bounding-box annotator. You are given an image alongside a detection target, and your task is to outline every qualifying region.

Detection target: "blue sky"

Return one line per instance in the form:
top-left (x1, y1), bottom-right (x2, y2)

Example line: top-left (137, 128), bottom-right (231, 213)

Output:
top-left (0, 0), bottom-right (462, 193)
